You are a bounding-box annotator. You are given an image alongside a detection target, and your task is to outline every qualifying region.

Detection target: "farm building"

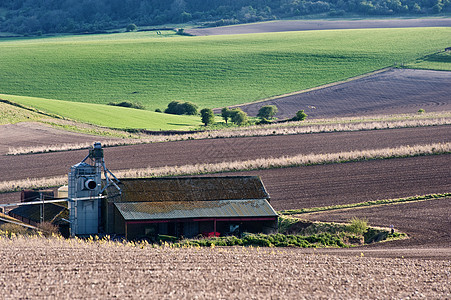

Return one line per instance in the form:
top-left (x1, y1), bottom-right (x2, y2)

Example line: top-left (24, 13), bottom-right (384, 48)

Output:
top-left (1, 143), bottom-right (278, 240)
top-left (103, 177), bottom-right (278, 240)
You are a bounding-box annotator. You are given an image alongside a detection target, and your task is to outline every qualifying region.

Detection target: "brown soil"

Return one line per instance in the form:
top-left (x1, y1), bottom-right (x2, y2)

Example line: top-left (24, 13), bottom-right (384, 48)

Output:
top-left (1, 239), bottom-right (450, 299)
top-left (0, 122), bottom-right (103, 155)
top-left (207, 155), bottom-right (451, 211)
top-left (235, 69), bottom-right (451, 119)
top-left (186, 18), bottom-right (451, 36)
top-left (301, 197), bottom-right (451, 249)
top-left (0, 125), bottom-right (449, 182)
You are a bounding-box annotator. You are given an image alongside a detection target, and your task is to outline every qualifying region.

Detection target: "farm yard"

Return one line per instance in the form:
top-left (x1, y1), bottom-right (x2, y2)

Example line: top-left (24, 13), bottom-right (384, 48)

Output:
top-left (0, 17), bottom-right (450, 298)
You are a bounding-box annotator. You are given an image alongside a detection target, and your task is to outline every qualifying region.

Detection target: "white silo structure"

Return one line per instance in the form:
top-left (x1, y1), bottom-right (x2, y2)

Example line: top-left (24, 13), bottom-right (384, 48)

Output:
top-left (68, 143), bottom-right (120, 236)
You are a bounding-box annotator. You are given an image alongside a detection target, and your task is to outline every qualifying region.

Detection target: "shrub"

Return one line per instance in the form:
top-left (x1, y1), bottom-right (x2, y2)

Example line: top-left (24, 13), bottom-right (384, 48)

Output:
top-left (200, 108), bottom-right (215, 126)
top-left (346, 217), bottom-right (368, 235)
top-left (108, 101), bottom-right (145, 110)
top-left (155, 108), bottom-right (162, 113)
top-left (0, 223), bottom-right (30, 236)
top-left (292, 110), bottom-right (308, 121)
top-left (418, 108), bottom-right (425, 114)
top-left (257, 105), bottom-right (278, 120)
top-left (126, 24), bottom-right (137, 32)
top-left (230, 108), bottom-right (248, 125)
top-left (36, 222), bottom-right (60, 237)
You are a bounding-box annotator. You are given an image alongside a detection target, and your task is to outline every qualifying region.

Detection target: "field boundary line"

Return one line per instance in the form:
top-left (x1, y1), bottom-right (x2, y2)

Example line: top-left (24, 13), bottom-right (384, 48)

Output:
top-left (1, 143), bottom-right (449, 193)
top-left (214, 67), bottom-right (393, 110)
top-left (279, 193), bottom-right (451, 216)
top-left (6, 113), bottom-right (451, 156)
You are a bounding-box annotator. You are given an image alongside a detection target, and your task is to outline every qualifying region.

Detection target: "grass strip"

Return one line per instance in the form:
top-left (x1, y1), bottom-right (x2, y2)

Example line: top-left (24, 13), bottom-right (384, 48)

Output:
top-left (0, 143), bottom-right (449, 193)
top-left (7, 112), bottom-right (451, 155)
top-left (278, 193), bottom-right (451, 215)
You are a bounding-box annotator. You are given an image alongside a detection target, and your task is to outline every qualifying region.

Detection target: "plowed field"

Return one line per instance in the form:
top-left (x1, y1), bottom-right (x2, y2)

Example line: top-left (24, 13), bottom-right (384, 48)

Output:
top-left (0, 125), bottom-right (449, 181)
top-left (186, 19), bottom-right (451, 36)
top-left (1, 237), bottom-right (450, 299)
top-left (302, 197), bottom-right (451, 249)
top-left (237, 69), bottom-right (451, 119)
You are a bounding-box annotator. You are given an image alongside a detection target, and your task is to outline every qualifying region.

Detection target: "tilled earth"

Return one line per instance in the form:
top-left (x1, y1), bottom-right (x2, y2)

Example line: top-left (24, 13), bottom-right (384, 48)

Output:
top-left (1, 125), bottom-right (449, 181)
top-left (186, 19), bottom-right (451, 36)
top-left (0, 237), bottom-right (449, 299)
top-left (236, 69), bottom-right (451, 119)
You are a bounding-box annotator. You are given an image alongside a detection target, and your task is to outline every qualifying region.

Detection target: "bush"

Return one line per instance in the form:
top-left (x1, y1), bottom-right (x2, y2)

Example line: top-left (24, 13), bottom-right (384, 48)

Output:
top-left (164, 101), bottom-right (198, 115)
top-left (0, 223), bottom-right (30, 236)
top-left (155, 108), bottom-right (162, 113)
top-left (108, 101), bottom-right (145, 110)
top-left (418, 108), bottom-right (425, 114)
top-left (292, 110), bottom-right (308, 121)
top-left (229, 108), bottom-right (248, 125)
top-left (346, 217), bottom-right (368, 235)
top-left (257, 105), bottom-right (278, 120)
top-left (200, 108), bottom-right (215, 126)
top-left (126, 24), bottom-right (137, 32)
top-left (36, 222), bottom-right (60, 237)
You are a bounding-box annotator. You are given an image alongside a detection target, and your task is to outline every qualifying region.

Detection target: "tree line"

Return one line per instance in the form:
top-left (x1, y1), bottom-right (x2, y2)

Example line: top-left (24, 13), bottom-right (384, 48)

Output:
top-left (1, 0), bottom-right (449, 35)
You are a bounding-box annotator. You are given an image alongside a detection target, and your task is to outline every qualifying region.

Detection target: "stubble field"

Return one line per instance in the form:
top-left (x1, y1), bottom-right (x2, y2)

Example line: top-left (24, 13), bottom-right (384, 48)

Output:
top-left (0, 236), bottom-right (449, 299)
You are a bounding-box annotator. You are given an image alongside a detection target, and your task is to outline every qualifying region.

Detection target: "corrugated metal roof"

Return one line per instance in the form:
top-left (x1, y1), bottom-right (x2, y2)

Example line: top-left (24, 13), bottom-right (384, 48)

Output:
top-left (106, 176), bottom-right (269, 203)
top-left (115, 199), bottom-right (277, 221)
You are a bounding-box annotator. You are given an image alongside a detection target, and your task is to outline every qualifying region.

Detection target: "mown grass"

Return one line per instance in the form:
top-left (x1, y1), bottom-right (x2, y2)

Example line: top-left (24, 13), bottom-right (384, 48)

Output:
top-left (1, 27), bottom-right (450, 113)
top-left (0, 94), bottom-right (202, 130)
top-left (405, 51), bottom-right (451, 71)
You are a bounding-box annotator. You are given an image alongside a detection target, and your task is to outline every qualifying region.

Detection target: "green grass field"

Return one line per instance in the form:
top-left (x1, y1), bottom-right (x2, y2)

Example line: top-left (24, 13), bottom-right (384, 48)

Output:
top-left (0, 94), bottom-right (202, 130)
top-left (405, 51), bottom-right (451, 71)
top-left (1, 27), bottom-right (450, 111)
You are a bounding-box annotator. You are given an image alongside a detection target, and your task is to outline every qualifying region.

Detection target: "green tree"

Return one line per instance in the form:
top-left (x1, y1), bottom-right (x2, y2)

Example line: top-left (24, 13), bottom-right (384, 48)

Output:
top-left (221, 107), bottom-right (231, 124)
top-left (292, 110), bottom-right (307, 121)
top-left (182, 102), bottom-right (198, 115)
top-left (257, 105), bottom-right (278, 120)
top-left (164, 101), bottom-right (198, 115)
top-left (200, 108), bottom-right (215, 126)
top-left (126, 23), bottom-right (137, 32)
top-left (230, 108), bottom-right (248, 125)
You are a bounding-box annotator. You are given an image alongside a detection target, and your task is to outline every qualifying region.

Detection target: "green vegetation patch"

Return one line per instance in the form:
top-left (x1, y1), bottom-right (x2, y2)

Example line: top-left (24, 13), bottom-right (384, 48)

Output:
top-left (0, 94), bottom-right (202, 130)
top-left (405, 50), bottom-right (451, 71)
top-left (1, 28), bottom-right (450, 113)
top-left (0, 101), bottom-right (43, 124)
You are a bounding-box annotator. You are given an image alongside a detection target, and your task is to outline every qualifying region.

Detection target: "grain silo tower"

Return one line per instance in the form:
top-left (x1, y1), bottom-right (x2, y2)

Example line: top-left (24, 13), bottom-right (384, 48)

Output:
top-left (68, 143), bottom-right (120, 236)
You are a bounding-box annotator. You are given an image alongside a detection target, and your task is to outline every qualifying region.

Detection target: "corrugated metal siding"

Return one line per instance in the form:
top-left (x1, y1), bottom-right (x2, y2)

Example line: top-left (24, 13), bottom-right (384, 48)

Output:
top-left (115, 199), bottom-right (277, 221)
top-left (106, 176), bottom-right (269, 203)
top-left (8, 203), bottom-right (67, 224)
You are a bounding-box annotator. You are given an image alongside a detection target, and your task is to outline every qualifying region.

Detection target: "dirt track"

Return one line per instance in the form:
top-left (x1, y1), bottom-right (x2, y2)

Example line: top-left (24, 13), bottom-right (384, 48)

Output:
top-left (0, 125), bottom-right (449, 181)
top-left (235, 69), bottom-right (451, 119)
top-left (186, 18), bottom-right (451, 36)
